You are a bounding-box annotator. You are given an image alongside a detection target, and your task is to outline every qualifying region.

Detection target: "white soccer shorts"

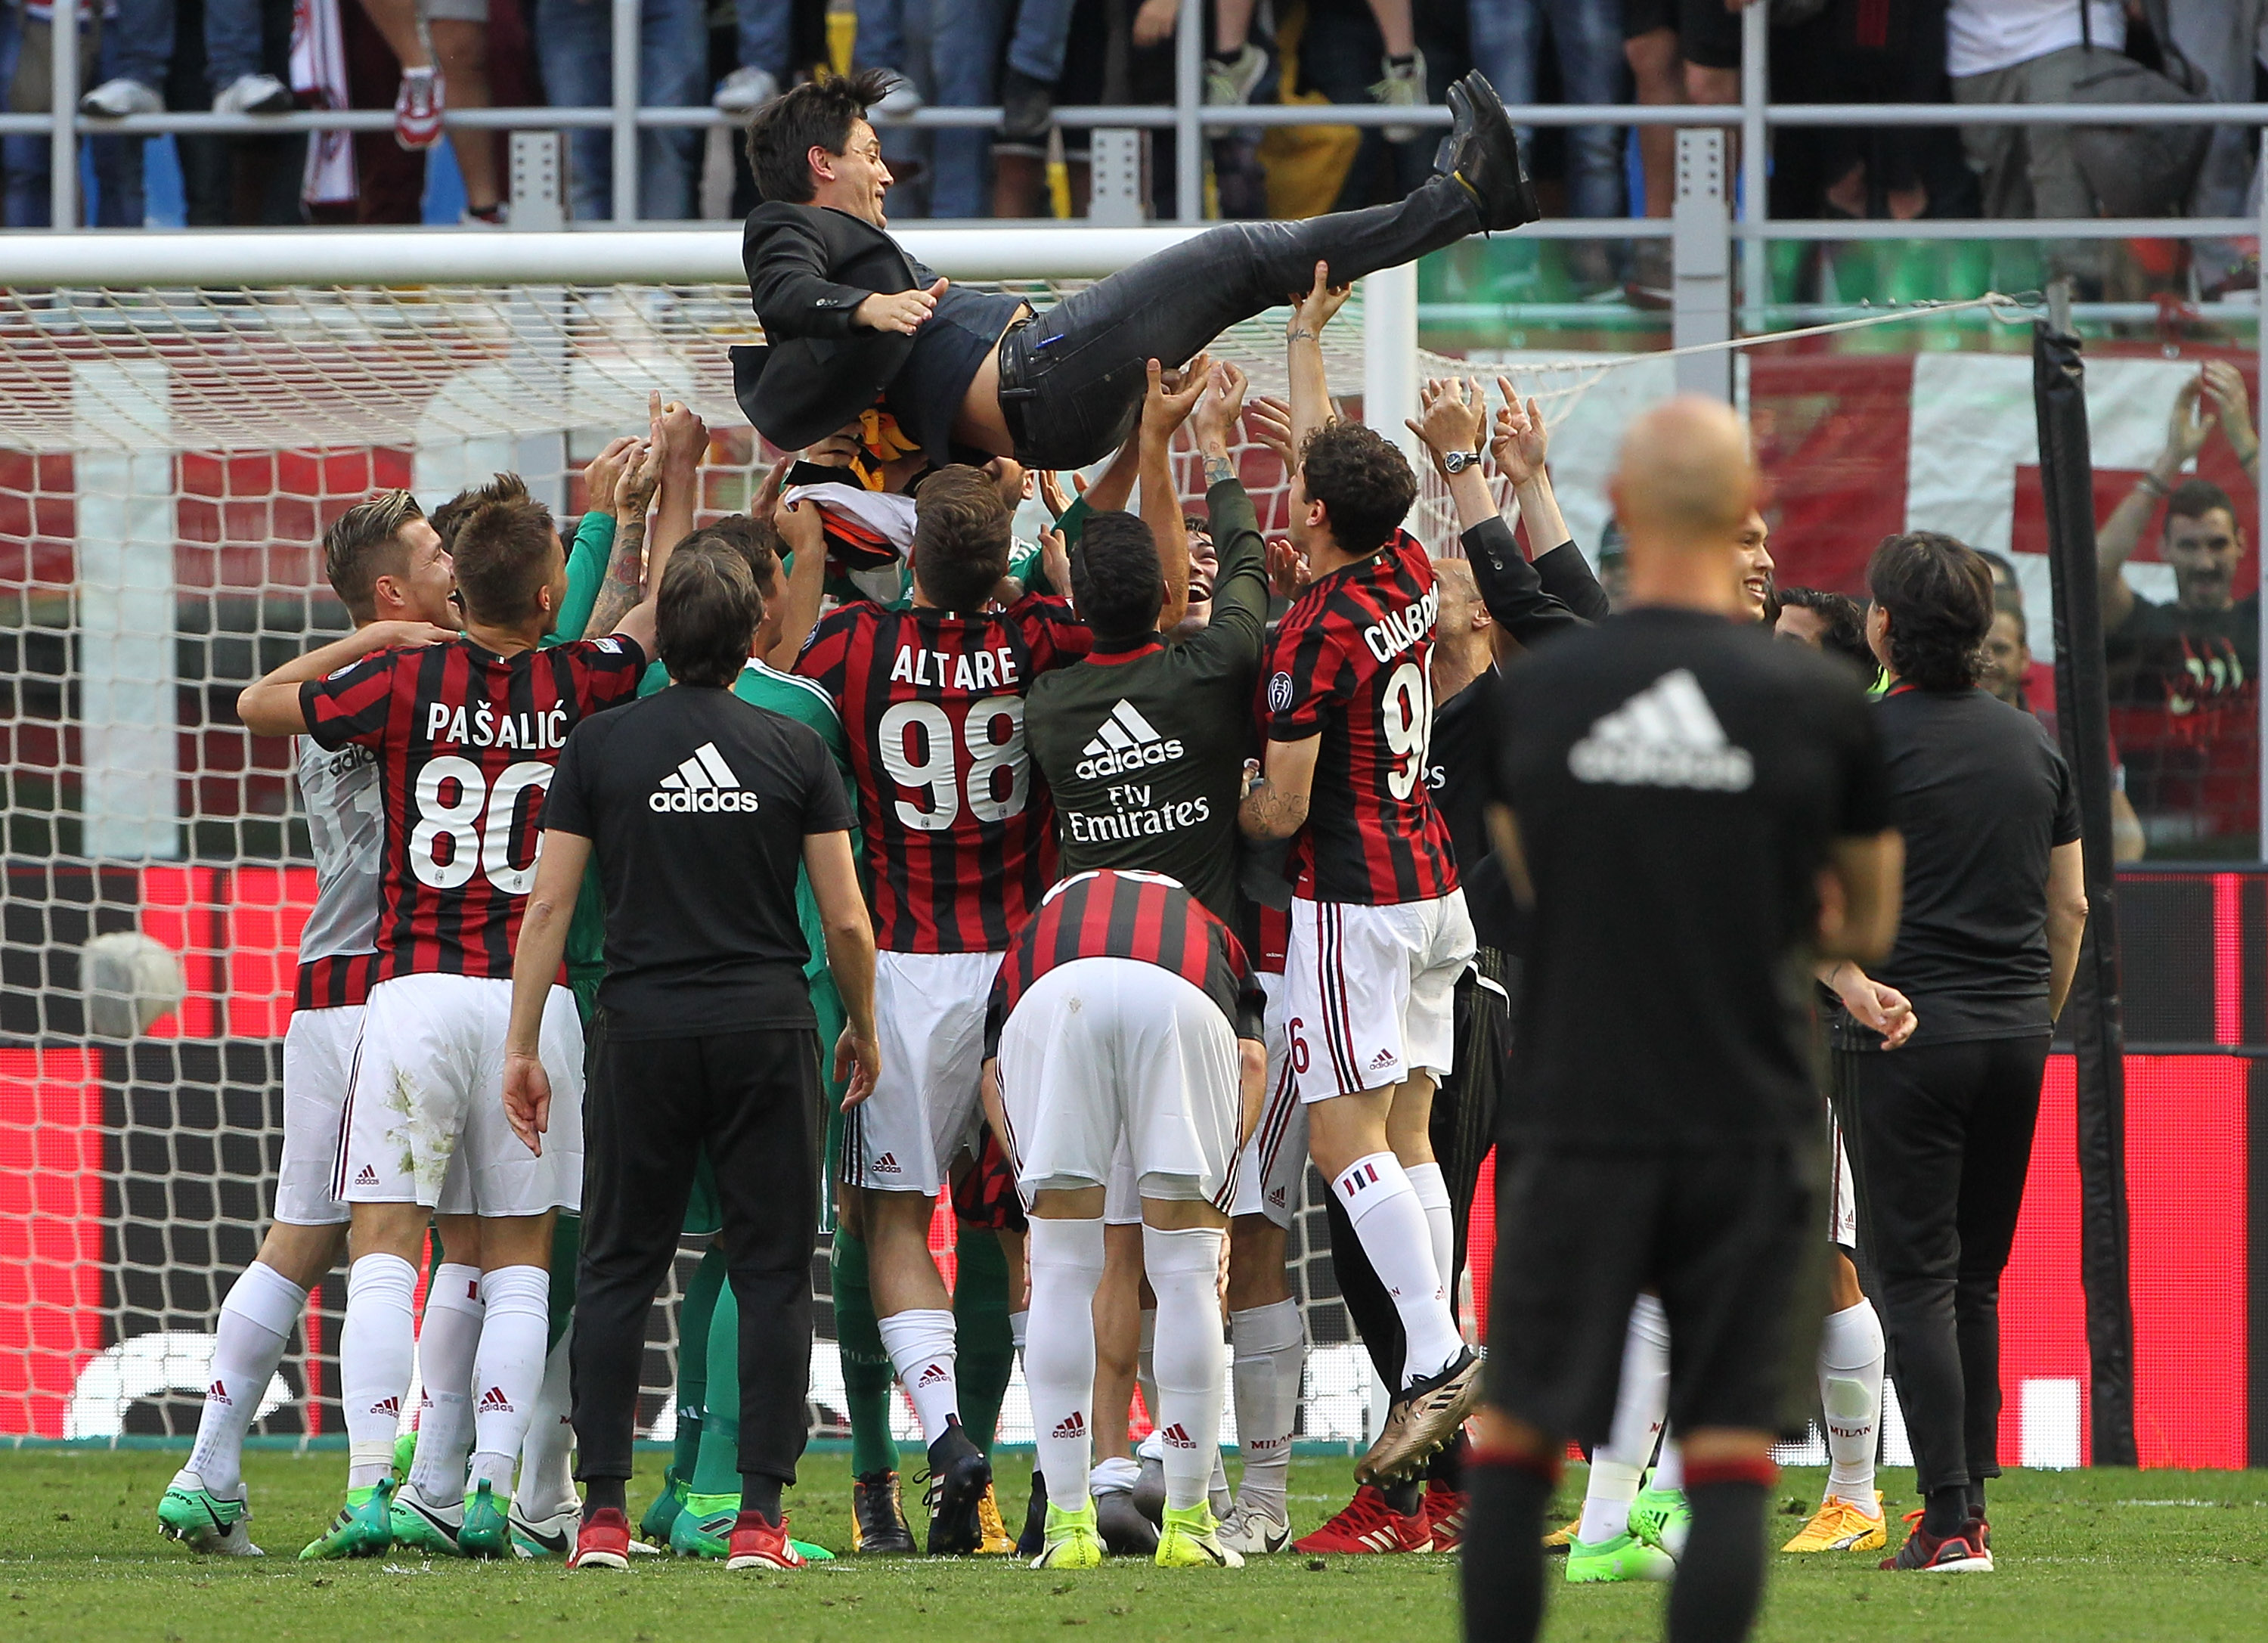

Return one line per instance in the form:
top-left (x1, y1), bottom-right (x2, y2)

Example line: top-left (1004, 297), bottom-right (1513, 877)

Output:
top-left (1283, 891), bottom-right (1476, 1105)
top-left (1103, 1136), bottom-right (1142, 1226)
top-left (996, 956), bottom-right (1243, 1208)
top-left (274, 1004), bottom-right (364, 1227)
top-left (1228, 972), bottom-right (1307, 1229)
top-left (1830, 1106), bottom-right (1859, 1252)
top-left (337, 974), bottom-right (584, 1217)
top-left (847, 949), bottom-right (1003, 1196)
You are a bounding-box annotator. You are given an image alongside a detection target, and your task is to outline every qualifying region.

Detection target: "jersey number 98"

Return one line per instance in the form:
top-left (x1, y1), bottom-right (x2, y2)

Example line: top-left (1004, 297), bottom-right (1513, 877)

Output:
top-left (878, 696), bottom-right (1030, 832)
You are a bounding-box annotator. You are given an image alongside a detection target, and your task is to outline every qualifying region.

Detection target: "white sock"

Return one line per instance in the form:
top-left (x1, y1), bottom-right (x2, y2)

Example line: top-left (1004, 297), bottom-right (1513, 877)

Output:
top-left (1404, 1161), bottom-right (1455, 1310)
top-left (340, 1253), bottom-right (418, 1490)
top-left (407, 1262), bottom-right (485, 1508)
top-left (1228, 1298), bottom-right (1302, 1518)
top-left (1142, 1224), bottom-right (1227, 1513)
top-left (1333, 1153), bottom-right (1461, 1384)
top-left (183, 1260), bottom-right (306, 1497)
top-left (1010, 1309), bottom-right (1030, 1356)
top-left (1819, 1298), bottom-right (1885, 1509)
top-left (1578, 1292), bottom-right (1670, 1545)
top-left (1136, 1307), bottom-right (1158, 1431)
top-left (1089, 1455), bottom-right (1141, 1497)
top-left (516, 1323), bottom-right (577, 1515)
top-left (467, 1265), bottom-right (550, 1496)
top-left (1025, 1219), bottom-right (1106, 1506)
top-left (878, 1307), bottom-right (960, 1446)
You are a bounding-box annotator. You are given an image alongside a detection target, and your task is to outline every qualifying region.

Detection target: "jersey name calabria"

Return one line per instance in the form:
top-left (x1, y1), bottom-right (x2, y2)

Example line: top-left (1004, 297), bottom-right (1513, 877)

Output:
top-left (1263, 530), bottom-right (1458, 905)
top-left (797, 595), bottom-right (1090, 953)
top-left (293, 733), bottom-right (383, 1009)
top-left (985, 869), bottom-right (1266, 1054)
top-left (300, 634), bottom-right (646, 980)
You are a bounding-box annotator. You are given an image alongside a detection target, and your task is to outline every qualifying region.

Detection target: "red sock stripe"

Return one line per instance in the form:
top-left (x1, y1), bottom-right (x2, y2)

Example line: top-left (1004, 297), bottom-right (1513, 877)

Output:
top-left (1684, 1455), bottom-right (1780, 1490)
top-left (1468, 1446), bottom-right (1563, 1485)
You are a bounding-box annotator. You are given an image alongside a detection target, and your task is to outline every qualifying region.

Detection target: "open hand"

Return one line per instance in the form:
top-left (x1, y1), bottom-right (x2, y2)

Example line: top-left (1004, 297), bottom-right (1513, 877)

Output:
top-left (1288, 261), bottom-right (1351, 340)
top-left (1266, 536), bottom-right (1310, 597)
top-left (2161, 375), bottom-right (2215, 471)
top-left (1406, 377), bottom-right (1487, 471)
top-left (1491, 377), bottom-right (1550, 485)
top-left (1142, 352), bottom-right (1214, 442)
top-left (855, 277), bottom-right (948, 335)
top-left (1191, 360), bottom-right (1250, 449)
top-left (2201, 360), bottom-right (2256, 463)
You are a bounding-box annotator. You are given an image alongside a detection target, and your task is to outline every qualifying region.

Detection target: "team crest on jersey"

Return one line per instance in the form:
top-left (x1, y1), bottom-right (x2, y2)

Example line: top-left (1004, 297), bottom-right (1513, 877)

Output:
top-left (589, 637), bottom-right (623, 655)
top-left (1267, 671), bottom-right (1294, 713)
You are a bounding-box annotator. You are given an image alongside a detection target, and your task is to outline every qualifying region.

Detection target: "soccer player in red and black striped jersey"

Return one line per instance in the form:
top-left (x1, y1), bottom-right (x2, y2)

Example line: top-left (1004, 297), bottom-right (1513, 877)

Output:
top-left (978, 870), bottom-right (1266, 1570)
top-left (238, 487), bottom-right (660, 1558)
top-left (792, 460), bottom-right (1093, 1552)
top-left (1239, 417), bottom-right (1481, 1484)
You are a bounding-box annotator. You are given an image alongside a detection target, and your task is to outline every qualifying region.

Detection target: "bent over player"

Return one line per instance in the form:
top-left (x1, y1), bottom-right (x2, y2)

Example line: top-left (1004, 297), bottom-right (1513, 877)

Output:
top-left (237, 492), bottom-right (662, 1558)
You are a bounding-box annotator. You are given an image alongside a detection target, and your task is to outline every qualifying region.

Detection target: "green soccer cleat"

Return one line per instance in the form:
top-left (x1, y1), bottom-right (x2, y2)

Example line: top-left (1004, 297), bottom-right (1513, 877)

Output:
top-left (639, 1467), bottom-right (689, 1547)
top-left (391, 1431), bottom-right (417, 1486)
top-left (457, 1480), bottom-right (511, 1559)
top-left (1628, 1485), bottom-right (1691, 1558)
top-left (1155, 1502), bottom-right (1244, 1569)
top-left (668, 1492), bottom-right (738, 1560)
top-left (157, 1472), bottom-right (261, 1556)
top-left (388, 1480), bottom-right (466, 1558)
top-left (1030, 1500), bottom-right (1105, 1570)
top-left (790, 1539), bottom-right (835, 1563)
top-left (1564, 1530), bottom-right (1676, 1583)
top-left (299, 1480), bottom-right (396, 1561)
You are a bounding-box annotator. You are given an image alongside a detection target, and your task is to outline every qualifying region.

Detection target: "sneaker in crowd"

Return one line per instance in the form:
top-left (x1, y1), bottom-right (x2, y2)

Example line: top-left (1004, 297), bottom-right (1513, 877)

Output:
top-left (714, 66), bottom-right (779, 115)
top-left (1292, 1484), bottom-right (1431, 1555)
top-left (668, 1491), bottom-right (739, 1558)
top-left (509, 1496), bottom-right (578, 1560)
top-left (639, 1466), bottom-right (689, 1547)
top-left (156, 1471), bottom-right (260, 1556)
top-left (1016, 1466), bottom-right (1050, 1558)
top-left (1783, 1491), bottom-right (1888, 1554)
top-left (1206, 42), bottom-right (1268, 107)
top-left (1371, 48), bottom-right (1427, 143)
top-left (79, 77), bottom-right (164, 118)
top-left (1356, 1347), bottom-right (1481, 1483)
top-left (974, 1481), bottom-right (1017, 1555)
top-left (921, 1418), bottom-right (993, 1555)
top-left (1155, 1502), bottom-right (1244, 1568)
top-left (394, 67), bottom-right (444, 151)
top-left (213, 73), bottom-right (293, 117)
top-left (456, 1480), bottom-right (511, 1559)
top-left (1095, 1481), bottom-right (1159, 1555)
top-left (872, 75), bottom-right (923, 117)
top-left (1439, 73), bottom-right (1538, 237)
top-left (1542, 1515), bottom-right (1580, 1553)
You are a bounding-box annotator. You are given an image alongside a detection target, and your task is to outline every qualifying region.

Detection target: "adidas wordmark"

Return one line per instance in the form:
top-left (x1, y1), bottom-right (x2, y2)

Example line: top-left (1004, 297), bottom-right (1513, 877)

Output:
top-left (1076, 699), bottom-right (1185, 780)
top-left (649, 742), bottom-right (760, 813)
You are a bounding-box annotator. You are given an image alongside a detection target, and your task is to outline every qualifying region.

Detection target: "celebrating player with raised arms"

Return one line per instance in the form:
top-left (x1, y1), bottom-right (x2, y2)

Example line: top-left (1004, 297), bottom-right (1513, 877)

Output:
top-left (236, 485), bottom-right (665, 1560)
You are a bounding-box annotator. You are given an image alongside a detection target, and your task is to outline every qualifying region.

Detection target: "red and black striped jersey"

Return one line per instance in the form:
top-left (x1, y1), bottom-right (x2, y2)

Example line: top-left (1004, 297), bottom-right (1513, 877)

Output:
top-left (796, 594), bottom-right (1090, 953)
top-left (299, 634), bottom-right (647, 981)
top-left (985, 869), bottom-right (1266, 1054)
top-left (1261, 530), bottom-right (1458, 904)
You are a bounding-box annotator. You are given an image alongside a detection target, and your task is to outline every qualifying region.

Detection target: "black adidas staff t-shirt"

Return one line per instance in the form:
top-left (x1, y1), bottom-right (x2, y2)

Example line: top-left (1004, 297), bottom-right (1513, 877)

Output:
top-left (1494, 608), bottom-right (1892, 1147)
top-left (541, 684), bottom-right (855, 1037)
top-left (1833, 686), bottom-right (2080, 1050)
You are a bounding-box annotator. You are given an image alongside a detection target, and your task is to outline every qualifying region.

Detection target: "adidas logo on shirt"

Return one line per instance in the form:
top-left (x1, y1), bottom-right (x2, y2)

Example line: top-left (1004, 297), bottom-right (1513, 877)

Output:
top-left (1569, 669), bottom-right (1755, 792)
top-left (649, 742), bottom-right (761, 813)
top-left (1075, 699), bottom-right (1185, 780)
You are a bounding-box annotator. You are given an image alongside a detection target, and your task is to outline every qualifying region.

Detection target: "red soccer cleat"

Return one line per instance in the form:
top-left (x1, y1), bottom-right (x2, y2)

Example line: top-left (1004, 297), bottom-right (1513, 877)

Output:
top-left (1291, 1485), bottom-right (1433, 1555)
top-left (1424, 1479), bottom-right (1469, 1552)
top-left (569, 1506), bottom-right (631, 1570)
top-left (1881, 1510), bottom-right (1993, 1573)
top-left (726, 1511), bottom-right (810, 1572)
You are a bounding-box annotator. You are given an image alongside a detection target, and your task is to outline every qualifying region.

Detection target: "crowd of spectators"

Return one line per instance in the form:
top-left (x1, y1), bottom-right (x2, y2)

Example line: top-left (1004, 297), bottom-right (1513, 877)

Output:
top-left (0, 0), bottom-right (2259, 272)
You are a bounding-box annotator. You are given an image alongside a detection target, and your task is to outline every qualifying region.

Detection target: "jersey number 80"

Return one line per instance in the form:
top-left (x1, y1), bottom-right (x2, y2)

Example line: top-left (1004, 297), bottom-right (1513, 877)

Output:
top-left (409, 755), bottom-right (552, 894)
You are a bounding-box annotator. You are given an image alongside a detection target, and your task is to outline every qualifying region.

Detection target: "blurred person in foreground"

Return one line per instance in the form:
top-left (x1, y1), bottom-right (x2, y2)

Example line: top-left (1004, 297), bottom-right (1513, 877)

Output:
top-left (1460, 396), bottom-right (1900, 1643)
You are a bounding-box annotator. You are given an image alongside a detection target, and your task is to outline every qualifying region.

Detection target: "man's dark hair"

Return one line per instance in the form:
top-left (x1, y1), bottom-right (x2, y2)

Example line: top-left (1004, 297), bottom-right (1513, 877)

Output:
top-left (430, 473), bottom-right (528, 553)
top-left (911, 464), bottom-right (1012, 613)
top-left (451, 494), bottom-right (559, 628)
top-left (1867, 531), bottom-right (1992, 691)
top-left (745, 67), bottom-right (895, 203)
top-left (1299, 421), bottom-right (1417, 556)
top-left (323, 491), bottom-right (426, 624)
top-left (658, 541), bottom-right (761, 687)
top-left (680, 514), bottom-right (781, 593)
top-left (1972, 547), bottom-right (2022, 610)
top-left (1070, 511), bottom-right (1163, 641)
top-left (1777, 587), bottom-right (1877, 686)
top-left (2167, 477), bottom-right (2237, 534)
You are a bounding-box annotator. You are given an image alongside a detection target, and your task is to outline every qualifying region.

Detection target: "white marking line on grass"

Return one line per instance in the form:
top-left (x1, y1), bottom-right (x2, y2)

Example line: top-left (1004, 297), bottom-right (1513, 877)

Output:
top-left (2116, 1499), bottom-right (2252, 1508)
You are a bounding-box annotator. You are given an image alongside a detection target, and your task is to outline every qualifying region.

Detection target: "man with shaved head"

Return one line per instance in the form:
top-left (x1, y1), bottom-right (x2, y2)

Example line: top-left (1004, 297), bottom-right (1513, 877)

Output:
top-left (1459, 398), bottom-right (1904, 1643)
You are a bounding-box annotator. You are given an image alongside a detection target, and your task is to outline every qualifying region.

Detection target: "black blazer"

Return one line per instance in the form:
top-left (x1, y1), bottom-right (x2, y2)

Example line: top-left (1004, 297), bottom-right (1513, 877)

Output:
top-left (733, 201), bottom-right (925, 451)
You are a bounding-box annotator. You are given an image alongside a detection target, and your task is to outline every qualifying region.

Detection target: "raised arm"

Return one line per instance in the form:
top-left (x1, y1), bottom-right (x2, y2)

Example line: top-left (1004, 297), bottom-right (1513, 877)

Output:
top-left (1409, 377), bottom-right (1577, 646)
top-left (1139, 355), bottom-right (1211, 636)
top-left (1287, 262), bottom-right (1351, 454)
top-left (2202, 360), bottom-right (2259, 491)
top-left (769, 488), bottom-right (832, 668)
top-left (1191, 364), bottom-right (1269, 649)
top-left (585, 435), bottom-right (661, 642)
top-left (550, 435), bottom-right (642, 643)
top-left (2099, 377), bottom-right (2213, 633)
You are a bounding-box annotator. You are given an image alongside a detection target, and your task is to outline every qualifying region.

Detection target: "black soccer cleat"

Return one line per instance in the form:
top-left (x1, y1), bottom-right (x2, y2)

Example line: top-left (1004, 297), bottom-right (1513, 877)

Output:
top-left (1015, 1465), bottom-right (1051, 1559)
top-left (920, 1419), bottom-right (993, 1556)
top-left (1439, 71), bottom-right (1538, 234)
top-left (850, 1469), bottom-right (917, 1555)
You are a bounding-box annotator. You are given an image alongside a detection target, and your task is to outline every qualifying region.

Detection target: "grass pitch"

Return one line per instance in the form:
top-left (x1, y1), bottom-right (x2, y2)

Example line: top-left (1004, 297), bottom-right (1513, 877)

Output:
top-left (2, 1450), bottom-right (2263, 1641)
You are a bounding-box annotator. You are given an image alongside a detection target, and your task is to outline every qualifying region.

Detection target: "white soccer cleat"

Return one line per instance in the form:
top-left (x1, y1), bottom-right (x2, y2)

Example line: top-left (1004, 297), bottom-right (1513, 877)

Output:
top-left (1216, 1500), bottom-right (1291, 1555)
top-left (509, 1498), bottom-right (580, 1560)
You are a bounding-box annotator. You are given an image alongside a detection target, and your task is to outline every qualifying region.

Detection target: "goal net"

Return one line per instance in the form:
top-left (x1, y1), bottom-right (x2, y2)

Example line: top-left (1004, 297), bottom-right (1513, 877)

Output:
top-left (0, 263), bottom-right (1607, 1453)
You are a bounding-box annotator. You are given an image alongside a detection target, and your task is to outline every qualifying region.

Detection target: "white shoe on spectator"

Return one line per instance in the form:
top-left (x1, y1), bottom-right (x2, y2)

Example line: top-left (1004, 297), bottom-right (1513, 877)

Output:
top-left (213, 73), bottom-right (295, 117)
top-left (1206, 42), bottom-right (1266, 107)
top-left (79, 77), bottom-right (164, 118)
top-left (1371, 49), bottom-right (1426, 144)
top-left (714, 66), bottom-right (779, 114)
top-left (872, 76), bottom-right (923, 117)
top-left (395, 67), bottom-right (445, 150)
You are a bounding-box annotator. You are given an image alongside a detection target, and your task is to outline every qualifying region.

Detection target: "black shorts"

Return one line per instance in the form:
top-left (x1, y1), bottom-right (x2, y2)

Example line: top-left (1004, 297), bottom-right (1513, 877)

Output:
top-left (1622, 0), bottom-right (1744, 70)
top-left (1483, 1133), bottom-right (1826, 1445)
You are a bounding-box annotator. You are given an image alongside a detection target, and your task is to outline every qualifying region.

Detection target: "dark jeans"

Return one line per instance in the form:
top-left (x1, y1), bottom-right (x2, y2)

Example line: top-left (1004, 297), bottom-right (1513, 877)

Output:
top-left (997, 172), bottom-right (1480, 468)
top-left (572, 1015), bottom-right (824, 1486)
top-left (1837, 1031), bottom-right (2050, 1496)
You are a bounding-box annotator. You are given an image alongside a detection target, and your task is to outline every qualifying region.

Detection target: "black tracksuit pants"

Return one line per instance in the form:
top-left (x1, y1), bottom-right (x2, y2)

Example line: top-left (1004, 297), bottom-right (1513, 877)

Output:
top-left (998, 172), bottom-right (1482, 468)
top-left (1836, 1031), bottom-right (2051, 1496)
top-left (572, 1014), bottom-right (824, 1486)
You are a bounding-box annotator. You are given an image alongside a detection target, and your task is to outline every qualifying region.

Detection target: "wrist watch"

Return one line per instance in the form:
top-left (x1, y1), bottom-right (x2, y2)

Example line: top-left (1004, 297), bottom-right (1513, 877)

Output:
top-left (1442, 448), bottom-right (1480, 475)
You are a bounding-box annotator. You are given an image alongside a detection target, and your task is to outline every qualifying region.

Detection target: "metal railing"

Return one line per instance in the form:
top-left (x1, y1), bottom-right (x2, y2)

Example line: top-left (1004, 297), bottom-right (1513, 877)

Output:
top-left (12, 0), bottom-right (2268, 229)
